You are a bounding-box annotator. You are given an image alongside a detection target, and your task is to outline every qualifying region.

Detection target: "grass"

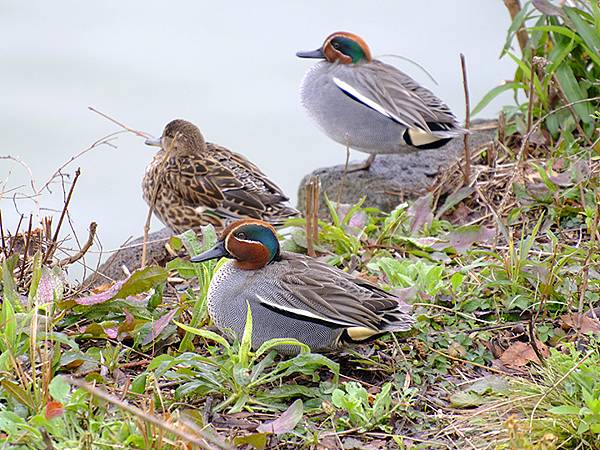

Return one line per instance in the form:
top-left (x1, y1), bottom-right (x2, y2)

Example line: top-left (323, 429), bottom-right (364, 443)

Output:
top-left (0, 1), bottom-right (599, 448)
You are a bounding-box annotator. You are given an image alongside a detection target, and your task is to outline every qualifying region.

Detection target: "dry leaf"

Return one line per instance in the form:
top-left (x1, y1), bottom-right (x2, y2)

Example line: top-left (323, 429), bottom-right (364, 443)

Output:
top-left (560, 313), bottom-right (600, 334)
top-left (500, 341), bottom-right (548, 367)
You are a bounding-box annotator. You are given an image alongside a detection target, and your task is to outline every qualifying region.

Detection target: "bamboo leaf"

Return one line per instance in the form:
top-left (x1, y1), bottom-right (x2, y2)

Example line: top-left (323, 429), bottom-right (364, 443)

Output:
top-left (472, 82), bottom-right (526, 117)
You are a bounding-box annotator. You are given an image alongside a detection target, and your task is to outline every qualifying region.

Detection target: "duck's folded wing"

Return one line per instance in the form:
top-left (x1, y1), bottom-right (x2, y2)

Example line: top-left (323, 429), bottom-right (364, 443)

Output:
top-left (212, 147), bottom-right (297, 220)
top-left (163, 150), bottom-right (295, 221)
top-left (162, 155), bottom-right (226, 209)
top-left (254, 256), bottom-right (402, 330)
top-left (334, 61), bottom-right (464, 137)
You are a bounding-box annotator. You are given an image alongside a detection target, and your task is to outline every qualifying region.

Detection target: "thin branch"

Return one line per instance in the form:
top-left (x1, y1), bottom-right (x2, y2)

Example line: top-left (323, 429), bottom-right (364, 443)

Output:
top-left (56, 222), bottom-right (97, 267)
top-left (141, 134), bottom-right (178, 268)
top-left (0, 210), bottom-right (6, 257)
top-left (66, 377), bottom-right (231, 450)
top-left (88, 107), bottom-right (151, 138)
top-left (304, 176), bottom-right (320, 257)
top-left (7, 214), bottom-right (24, 255)
top-left (460, 53), bottom-right (471, 185)
top-left (18, 214), bottom-right (33, 285)
top-left (43, 168), bottom-right (81, 264)
top-left (38, 131), bottom-right (122, 195)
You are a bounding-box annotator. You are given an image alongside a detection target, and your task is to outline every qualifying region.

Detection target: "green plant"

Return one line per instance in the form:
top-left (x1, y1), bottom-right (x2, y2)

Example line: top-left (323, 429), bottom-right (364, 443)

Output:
top-left (149, 306), bottom-right (339, 413)
top-left (498, 343), bottom-right (600, 448)
top-left (331, 381), bottom-right (416, 432)
top-left (473, 0), bottom-right (600, 141)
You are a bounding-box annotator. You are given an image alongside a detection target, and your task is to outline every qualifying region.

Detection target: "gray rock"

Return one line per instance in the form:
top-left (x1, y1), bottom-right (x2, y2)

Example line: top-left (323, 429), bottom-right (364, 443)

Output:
top-left (297, 120), bottom-right (496, 216)
top-left (82, 227), bottom-right (174, 288)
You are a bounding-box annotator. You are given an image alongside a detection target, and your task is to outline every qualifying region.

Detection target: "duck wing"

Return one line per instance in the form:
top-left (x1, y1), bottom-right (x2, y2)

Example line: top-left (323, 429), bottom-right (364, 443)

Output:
top-left (162, 145), bottom-right (297, 223)
top-left (254, 252), bottom-right (413, 332)
top-left (333, 60), bottom-right (465, 138)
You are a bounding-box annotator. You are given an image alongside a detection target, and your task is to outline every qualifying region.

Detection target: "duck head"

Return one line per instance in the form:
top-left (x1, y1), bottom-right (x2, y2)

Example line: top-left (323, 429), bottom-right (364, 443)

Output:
top-left (191, 219), bottom-right (280, 270)
top-left (296, 31), bottom-right (372, 65)
top-left (145, 119), bottom-right (206, 154)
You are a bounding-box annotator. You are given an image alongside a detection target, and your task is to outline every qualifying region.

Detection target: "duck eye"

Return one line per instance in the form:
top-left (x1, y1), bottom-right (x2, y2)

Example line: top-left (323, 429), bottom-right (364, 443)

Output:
top-left (236, 232), bottom-right (247, 240)
top-left (332, 41), bottom-right (341, 50)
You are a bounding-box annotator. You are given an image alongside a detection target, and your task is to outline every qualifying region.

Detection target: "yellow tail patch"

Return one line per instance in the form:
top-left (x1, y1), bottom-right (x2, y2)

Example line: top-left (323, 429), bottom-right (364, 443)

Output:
top-left (406, 128), bottom-right (444, 147)
top-left (346, 327), bottom-right (379, 341)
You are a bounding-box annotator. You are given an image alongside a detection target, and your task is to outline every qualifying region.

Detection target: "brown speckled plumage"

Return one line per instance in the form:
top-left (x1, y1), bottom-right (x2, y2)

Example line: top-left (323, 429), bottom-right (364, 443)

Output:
top-left (143, 119), bottom-right (299, 234)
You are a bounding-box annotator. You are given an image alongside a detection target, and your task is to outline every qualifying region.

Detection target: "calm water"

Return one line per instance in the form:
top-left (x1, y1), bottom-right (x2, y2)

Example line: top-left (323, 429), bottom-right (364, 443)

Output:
top-left (1, 1), bottom-right (515, 280)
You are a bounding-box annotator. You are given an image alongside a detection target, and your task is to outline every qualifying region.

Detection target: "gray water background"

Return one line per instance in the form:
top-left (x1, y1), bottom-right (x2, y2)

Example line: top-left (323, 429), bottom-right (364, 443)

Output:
top-left (1, 1), bottom-right (516, 280)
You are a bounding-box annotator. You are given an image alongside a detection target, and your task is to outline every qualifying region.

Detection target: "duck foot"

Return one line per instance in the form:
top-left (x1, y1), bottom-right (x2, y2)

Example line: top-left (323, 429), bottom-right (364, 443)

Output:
top-left (345, 154), bottom-right (376, 173)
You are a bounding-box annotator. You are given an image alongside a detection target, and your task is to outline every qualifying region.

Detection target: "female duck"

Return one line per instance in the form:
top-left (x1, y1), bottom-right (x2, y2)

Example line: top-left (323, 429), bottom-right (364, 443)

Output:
top-left (143, 119), bottom-right (298, 233)
top-left (297, 31), bottom-right (467, 170)
top-left (192, 219), bottom-right (414, 353)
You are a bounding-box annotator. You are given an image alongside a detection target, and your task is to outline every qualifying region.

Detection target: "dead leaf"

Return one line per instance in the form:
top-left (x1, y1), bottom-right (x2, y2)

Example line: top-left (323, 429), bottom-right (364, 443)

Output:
top-left (532, 0), bottom-right (563, 16)
top-left (256, 399), bottom-right (303, 435)
top-left (76, 265), bottom-right (168, 305)
top-left (500, 341), bottom-right (548, 367)
top-left (560, 313), bottom-right (600, 334)
top-left (408, 193), bottom-right (433, 234)
top-left (432, 226), bottom-right (496, 253)
top-left (142, 308), bottom-right (179, 345)
top-left (45, 401), bottom-right (64, 419)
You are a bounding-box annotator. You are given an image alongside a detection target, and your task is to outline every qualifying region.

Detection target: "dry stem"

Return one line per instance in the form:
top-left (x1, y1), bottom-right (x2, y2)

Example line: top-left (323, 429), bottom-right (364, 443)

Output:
top-left (43, 168), bottom-right (81, 263)
top-left (66, 377), bottom-right (231, 450)
top-left (56, 222), bottom-right (97, 267)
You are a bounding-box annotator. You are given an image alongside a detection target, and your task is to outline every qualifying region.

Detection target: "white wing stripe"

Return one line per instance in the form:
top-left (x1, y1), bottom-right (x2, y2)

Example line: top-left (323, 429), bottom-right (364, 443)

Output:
top-left (256, 294), bottom-right (356, 328)
top-left (333, 77), bottom-right (404, 125)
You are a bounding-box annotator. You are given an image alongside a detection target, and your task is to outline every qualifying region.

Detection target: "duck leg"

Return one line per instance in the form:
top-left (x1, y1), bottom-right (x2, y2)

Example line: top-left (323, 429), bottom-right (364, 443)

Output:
top-left (345, 154), bottom-right (376, 172)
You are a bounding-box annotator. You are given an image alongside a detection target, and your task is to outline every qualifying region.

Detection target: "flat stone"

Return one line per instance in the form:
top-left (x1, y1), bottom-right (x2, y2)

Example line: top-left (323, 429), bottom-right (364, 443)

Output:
top-left (82, 227), bottom-right (174, 288)
top-left (297, 120), bottom-right (496, 216)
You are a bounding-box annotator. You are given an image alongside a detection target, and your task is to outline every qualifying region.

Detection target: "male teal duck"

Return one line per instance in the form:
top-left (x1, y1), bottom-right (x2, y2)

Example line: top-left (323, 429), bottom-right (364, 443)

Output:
top-left (297, 31), bottom-right (468, 170)
top-left (191, 219), bottom-right (414, 354)
top-left (143, 119), bottom-right (299, 234)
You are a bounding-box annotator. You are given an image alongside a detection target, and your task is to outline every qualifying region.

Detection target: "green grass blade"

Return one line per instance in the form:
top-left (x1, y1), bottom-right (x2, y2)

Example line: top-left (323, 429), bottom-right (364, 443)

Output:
top-left (174, 320), bottom-right (231, 349)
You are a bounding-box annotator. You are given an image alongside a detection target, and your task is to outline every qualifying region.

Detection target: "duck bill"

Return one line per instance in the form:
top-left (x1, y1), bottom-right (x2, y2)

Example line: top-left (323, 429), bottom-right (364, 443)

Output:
top-left (296, 48), bottom-right (325, 59)
top-left (191, 240), bottom-right (230, 263)
top-left (144, 136), bottom-right (162, 147)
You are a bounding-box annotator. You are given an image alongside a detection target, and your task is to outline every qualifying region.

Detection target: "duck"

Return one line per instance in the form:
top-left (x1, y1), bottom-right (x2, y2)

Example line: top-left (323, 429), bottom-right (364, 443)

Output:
top-left (143, 119), bottom-right (299, 234)
top-left (191, 219), bottom-right (414, 354)
top-left (297, 31), bottom-right (468, 170)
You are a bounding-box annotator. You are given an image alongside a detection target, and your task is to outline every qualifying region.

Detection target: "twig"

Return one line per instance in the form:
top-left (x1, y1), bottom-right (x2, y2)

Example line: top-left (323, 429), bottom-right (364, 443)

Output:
top-left (426, 344), bottom-right (509, 376)
top-left (56, 222), bottom-right (97, 267)
top-left (18, 215), bottom-right (33, 285)
top-left (528, 349), bottom-right (595, 430)
top-left (0, 210), bottom-right (6, 257)
top-left (503, 0), bottom-right (529, 53)
top-left (88, 107), bottom-right (150, 138)
top-left (66, 377), bottom-right (231, 450)
top-left (304, 176), bottom-right (320, 257)
top-left (7, 214), bottom-right (24, 256)
top-left (460, 53), bottom-right (471, 185)
top-left (141, 186), bottom-right (159, 268)
top-left (38, 131), bottom-right (122, 195)
top-left (141, 134), bottom-right (178, 268)
top-left (527, 317), bottom-right (546, 366)
top-left (43, 168), bottom-right (81, 264)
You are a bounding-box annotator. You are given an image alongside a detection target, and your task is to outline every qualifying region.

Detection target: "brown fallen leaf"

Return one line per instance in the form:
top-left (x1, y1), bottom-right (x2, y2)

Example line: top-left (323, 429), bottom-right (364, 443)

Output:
top-left (499, 341), bottom-right (548, 367)
top-left (560, 313), bottom-right (600, 334)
